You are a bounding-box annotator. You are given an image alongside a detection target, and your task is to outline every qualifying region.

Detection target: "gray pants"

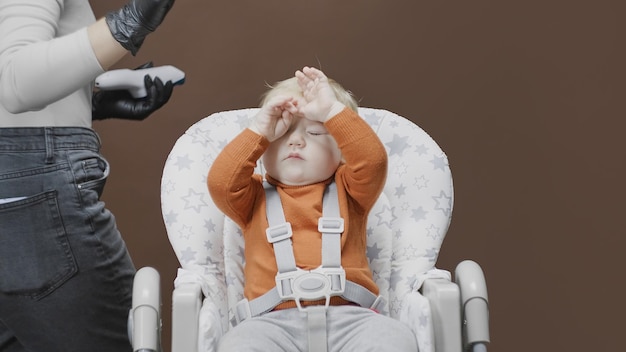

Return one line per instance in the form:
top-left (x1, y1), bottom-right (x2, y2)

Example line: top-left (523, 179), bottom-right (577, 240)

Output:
top-left (0, 127), bottom-right (135, 352)
top-left (218, 305), bottom-right (418, 352)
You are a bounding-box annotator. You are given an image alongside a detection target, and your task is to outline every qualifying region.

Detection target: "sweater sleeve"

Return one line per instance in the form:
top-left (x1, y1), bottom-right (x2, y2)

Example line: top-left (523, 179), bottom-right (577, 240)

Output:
top-left (325, 108), bottom-right (388, 211)
top-left (207, 128), bottom-right (269, 227)
top-left (0, 0), bottom-right (104, 113)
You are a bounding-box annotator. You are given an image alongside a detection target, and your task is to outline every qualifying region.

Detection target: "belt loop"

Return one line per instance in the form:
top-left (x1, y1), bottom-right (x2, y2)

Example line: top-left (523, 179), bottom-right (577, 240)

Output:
top-left (93, 129), bottom-right (102, 150)
top-left (44, 128), bottom-right (54, 164)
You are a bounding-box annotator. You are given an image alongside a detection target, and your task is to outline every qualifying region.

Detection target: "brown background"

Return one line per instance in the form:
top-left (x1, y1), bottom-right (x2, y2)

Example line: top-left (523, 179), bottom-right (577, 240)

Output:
top-left (91, 1), bottom-right (625, 351)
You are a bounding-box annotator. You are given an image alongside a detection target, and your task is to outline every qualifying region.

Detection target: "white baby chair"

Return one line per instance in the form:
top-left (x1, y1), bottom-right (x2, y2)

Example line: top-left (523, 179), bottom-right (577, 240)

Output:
top-left (130, 107), bottom-right (490, 352)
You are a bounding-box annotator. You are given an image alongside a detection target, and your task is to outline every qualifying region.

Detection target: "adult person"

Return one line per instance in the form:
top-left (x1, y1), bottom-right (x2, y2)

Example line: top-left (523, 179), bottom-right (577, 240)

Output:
top-left (0, 0), bottom-right (176, 351)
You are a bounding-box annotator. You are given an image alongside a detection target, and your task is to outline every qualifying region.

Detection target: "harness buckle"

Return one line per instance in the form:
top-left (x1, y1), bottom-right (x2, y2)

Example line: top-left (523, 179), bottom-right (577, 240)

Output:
top-left (318, 217), bottom-right (344, 234)
top-left (275, 266), bottom-right (346, 311)
top-left (266, 222), bottom-right (293, 243)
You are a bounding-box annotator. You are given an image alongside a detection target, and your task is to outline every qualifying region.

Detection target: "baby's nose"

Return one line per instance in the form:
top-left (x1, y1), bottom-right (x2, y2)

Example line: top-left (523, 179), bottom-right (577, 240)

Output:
top-left (288, 132), bottom-right (305, 146)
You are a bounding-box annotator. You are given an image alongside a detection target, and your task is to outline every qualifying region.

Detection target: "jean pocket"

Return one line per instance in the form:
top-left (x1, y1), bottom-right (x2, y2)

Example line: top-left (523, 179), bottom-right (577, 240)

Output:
top-left (0, 190), bottom-right (78, 299)
top-left (76, 156), bottom-right (110, 196)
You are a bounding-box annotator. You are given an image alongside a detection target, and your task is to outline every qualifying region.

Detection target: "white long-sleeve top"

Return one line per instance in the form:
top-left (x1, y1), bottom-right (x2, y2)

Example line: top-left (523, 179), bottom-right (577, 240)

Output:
top-left (0, 0), bottom-right (105, 127)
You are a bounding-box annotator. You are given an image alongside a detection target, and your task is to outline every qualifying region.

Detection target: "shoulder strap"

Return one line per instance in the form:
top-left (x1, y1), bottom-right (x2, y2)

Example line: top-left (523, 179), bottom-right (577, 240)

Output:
top-left (231, 182), bottom-right (383, 326)
top-left (264, 181), bottom-right (344, 272)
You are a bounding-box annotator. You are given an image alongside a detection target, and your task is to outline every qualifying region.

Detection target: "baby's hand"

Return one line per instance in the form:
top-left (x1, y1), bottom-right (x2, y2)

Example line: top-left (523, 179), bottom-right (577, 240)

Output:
top-left (295, 67), bottom-right (345, 123)
top-left (249, 95), bottom-right (298, 142)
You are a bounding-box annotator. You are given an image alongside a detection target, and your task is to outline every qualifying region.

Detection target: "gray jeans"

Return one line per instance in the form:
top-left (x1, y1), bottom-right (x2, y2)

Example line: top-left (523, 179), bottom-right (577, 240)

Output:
top-left (218, 305), bottom-right (418, 352)
top-left (0, 127), bottom-right (135, 352)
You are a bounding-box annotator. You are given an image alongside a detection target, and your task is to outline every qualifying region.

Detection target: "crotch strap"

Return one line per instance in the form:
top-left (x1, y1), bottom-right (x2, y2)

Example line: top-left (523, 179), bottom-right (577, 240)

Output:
top-left (266, 180), bottom-right (340, 352)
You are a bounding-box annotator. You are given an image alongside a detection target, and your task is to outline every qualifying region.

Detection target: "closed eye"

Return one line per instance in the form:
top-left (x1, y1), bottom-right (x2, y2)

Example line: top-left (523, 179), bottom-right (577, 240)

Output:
top-left (307, 130), bottom-right (328, 136)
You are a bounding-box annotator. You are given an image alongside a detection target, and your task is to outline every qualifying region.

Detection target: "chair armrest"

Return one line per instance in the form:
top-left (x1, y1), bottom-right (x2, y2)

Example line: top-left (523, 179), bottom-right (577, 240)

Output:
top-left (421, 278), bottom-right (463, 352)
top-left (130, 267), bottom-right (161, 352)
top-left (172, 282), bottom-right (203, 352)
top-left (455, 260), bottom-right (490, 348)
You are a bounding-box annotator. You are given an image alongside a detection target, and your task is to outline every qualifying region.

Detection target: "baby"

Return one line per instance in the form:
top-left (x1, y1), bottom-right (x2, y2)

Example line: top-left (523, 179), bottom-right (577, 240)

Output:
top-left (208, 66), bottom-right (417, 351)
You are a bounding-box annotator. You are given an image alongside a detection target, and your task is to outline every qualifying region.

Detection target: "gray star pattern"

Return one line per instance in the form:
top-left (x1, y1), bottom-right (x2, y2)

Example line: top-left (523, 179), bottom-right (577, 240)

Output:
top-left (174, 154), bottom-right (193, 170)
top-left (390, 297), bottom-right (403, 315)
top-left (390, 269), bottom-right (402, 291)
top-left (393, 162), bottom-right (408, 178)
top-left (362, 112), bottom-right (382, 127)
top-left (424, 248), bottom-right (439, 263)
top-left (432, 191), bottom-right (452, 216)
top-left (178, 224), bottom-right (193, 240)
top-left (236, 114), bottom-right (250, 130)
top-left (204, 218), bottom-right (216, 234)
top-left (235, 245), bottom-right (245, 261)
top-left (430, 154), bottom-right (448, 171)
top-left (419, 311), bottom-right (429, 327)
top-left (189, 131), bottom-right (210, 148)
top-left (163, 210), bottom-right (178, 226)
top-left (374, 203), bottom-right (394, 229)
top-left (367, 242), bottom-right (383, 260)
top-left (414, 175), bottom-right (429, 190)
top-left (217, 139), bottom-right (228, 150)
top-left (386, 134), bottom-right (410, 157)
top-left (162, 179), bottom-right (176, 194)
top-left (415, 144), bottom-right (429, 156)
top-left (394, 184), bottom-right (406, 197)
top-left (426, 224), bottom-right (442, 243)
top-left (179, 246), bottom-right (197, 263)
top-left (411, 206), bottom-right (428, 222)
top-left (182, 188), bottom-right (208, 213)
top-left (402, 244), bottom-right (418, 258)
top-left (225, 273), bottom-right (237, 286)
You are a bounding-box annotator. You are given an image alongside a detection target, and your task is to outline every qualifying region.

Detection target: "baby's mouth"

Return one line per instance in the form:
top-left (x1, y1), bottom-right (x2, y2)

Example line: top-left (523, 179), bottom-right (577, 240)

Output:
top-left (286, 153), bottom-right (303, 160)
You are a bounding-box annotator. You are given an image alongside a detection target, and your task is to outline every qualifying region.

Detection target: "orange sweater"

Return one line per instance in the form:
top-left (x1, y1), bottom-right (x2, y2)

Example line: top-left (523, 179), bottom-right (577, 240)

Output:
top-left (207, 108), bottom-right (387, 310)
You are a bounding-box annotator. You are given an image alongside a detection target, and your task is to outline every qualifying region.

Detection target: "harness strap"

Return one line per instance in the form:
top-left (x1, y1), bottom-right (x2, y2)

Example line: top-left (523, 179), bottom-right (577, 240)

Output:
top-left (264, 184), bottom-right (297, 274)
top-left (306, 306), bottom-right (328, 352)
top-left (320, 183), bottom-right (343, 270)
top-left (264, 181), bottom-right (343, 273)
top-left (233, 280), bottom-right (382, 323)
top-left (230, 181), bottom-right (385, 352)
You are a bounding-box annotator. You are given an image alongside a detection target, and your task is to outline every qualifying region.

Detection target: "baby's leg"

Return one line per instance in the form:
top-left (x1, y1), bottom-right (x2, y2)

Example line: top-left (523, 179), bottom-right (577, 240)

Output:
top-left (217, 308), bottom-right (309, 352)
top-left (327, 305), bottom-right (418, 352)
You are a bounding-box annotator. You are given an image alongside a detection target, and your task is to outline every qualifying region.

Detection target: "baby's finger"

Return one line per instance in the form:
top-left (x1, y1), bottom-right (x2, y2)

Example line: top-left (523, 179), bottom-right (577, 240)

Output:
top-left (295, 70), bottom-right (310, 89)
top-left (267, 94), bottom-right (294, 108)
top-left (282, 100), bottom-right (298, 114)
top-left (303, 66), bottom-right (326, 80)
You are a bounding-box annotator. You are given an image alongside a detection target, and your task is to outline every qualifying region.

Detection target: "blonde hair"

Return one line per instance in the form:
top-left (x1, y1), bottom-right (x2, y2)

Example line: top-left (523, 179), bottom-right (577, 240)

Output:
top-left (260, 76), bottom-right (358, 112)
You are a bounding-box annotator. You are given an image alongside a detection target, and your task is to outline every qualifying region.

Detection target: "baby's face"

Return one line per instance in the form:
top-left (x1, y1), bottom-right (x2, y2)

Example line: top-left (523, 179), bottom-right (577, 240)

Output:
top-left (262, 116), bottom-right (341, 186)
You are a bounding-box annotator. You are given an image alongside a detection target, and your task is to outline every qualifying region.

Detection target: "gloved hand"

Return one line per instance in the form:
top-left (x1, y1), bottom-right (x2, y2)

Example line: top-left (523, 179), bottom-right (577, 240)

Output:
top-left (92, 62), bottom-right (174, 121)
top-left (106, 0), bottom-right (176, 55)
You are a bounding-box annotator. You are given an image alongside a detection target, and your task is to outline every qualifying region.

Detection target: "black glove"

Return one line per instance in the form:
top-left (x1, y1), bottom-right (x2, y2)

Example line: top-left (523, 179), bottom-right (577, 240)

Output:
top-left (92, 63), bottom-right (174, 121)
top-left (106, 0), bottom-right (176, 55)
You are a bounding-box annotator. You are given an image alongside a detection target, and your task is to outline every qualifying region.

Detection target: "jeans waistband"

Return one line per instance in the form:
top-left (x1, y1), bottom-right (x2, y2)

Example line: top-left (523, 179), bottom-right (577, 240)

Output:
top-left (0, 127), bottom-right (101, 152)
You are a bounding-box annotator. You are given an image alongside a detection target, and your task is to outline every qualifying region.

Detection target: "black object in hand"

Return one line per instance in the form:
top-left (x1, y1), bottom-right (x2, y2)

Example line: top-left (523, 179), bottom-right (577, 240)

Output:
top-left (92, 74), bottom-right (174, 121)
